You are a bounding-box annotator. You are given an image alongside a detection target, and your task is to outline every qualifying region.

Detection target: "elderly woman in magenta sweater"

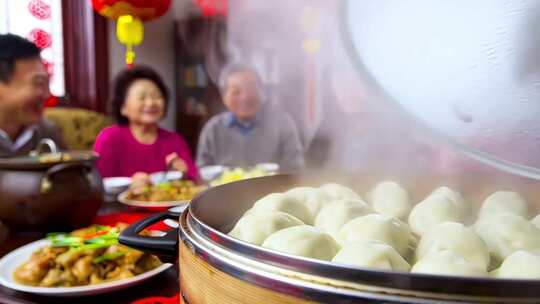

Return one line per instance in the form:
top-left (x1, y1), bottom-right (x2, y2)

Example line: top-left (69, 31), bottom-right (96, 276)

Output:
top-left (94, 66), bottom-right (199, 183)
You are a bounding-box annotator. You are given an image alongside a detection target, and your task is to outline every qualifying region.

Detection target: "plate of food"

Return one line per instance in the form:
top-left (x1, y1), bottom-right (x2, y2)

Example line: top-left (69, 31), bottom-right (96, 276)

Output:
top-left (118, 179), bottom-right (207, 208)
top-left (0, 224), bottom-right (172, 296)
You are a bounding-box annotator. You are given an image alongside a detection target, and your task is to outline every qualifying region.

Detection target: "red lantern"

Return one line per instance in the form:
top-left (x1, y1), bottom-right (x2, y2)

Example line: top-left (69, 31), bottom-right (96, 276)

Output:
top-left (91, 0), bottom-right (171, 65)
top-left (91, 0), bottom-right (171, 21)
top-left (194, 0), bottom-right (228, 17)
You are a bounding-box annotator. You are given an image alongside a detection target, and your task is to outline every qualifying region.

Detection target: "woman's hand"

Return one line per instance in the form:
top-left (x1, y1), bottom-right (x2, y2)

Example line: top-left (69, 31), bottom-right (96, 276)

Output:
top-left (130, 172), bottom-right (151, 194)
top-left (165, 152), bottom-right (187, 173)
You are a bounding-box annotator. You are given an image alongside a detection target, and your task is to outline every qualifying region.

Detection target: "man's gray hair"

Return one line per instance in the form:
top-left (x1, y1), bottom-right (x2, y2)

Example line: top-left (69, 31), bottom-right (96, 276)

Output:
top-left (218, 62), bottom-right (264, 96)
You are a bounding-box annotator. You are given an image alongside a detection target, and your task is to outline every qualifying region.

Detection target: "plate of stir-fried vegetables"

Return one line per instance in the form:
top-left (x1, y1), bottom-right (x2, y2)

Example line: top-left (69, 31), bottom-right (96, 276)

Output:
top-left (0, 223), bottom-right (171, 296)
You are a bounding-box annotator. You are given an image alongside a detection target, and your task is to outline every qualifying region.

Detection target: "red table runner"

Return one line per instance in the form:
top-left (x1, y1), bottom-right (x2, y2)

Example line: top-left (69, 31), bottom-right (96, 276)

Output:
top-left (93, 212), bottom-right (180, 304)
top-left (93, 212), bottom-right (171, 231)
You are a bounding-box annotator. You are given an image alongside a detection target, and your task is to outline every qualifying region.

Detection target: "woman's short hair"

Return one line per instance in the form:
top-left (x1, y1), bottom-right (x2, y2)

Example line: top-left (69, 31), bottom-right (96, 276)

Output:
top-left (111, 65), bottom-right (169, 125)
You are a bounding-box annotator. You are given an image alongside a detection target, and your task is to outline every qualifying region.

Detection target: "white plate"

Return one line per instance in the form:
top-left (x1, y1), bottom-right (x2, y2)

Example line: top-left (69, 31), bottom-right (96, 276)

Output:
top-left (149, 171), bottom-right (183, 184)
top-left (117, 191), bottom-right (189, 209)
top-left (256, 163), bottom-right (280, 173)
top-left (199, 165), bottom-right (227, 181)
top-left (0, 239), bottom-right (172, 297)
top-left (168, 204), bottom-right (189, 214)
top-left (103, 177), bottom-right (132, 195)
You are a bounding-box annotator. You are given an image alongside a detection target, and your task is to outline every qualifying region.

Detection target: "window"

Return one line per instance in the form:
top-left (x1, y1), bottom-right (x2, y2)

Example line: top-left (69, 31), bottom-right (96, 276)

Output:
top-left (0, 0), bottom-right (65, 96)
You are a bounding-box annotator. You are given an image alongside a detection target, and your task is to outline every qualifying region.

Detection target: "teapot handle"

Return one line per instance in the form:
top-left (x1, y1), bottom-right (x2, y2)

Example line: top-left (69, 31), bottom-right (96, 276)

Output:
top-left (30, 138), bottom-right (58, 156)
top-left (40, 162), bottom-right (93, 193)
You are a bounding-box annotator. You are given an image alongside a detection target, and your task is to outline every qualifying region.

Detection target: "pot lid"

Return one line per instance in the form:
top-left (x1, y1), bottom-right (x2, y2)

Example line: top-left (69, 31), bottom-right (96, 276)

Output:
top-left (341, 0), bottom-right (540, 179)
top-left (0, 138), bottom-right (98, 170)
top-left (0, 151), bottom-right (99, 170)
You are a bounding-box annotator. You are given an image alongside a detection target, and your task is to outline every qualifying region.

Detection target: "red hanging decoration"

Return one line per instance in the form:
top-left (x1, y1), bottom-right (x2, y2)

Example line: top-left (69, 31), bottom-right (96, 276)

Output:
top-left (28, 29), bottom-right (52, 49)
top-left (41, 60), bottom-right (58, 107)
top-left (43, 96), bottom-right (58, 107)
top-left (91, 0), bottom-right (171, 66)
top-left (28, 0), bottom-right (51, 20)
top-left (91, 0), bottom-right (171, 21)
top-left (194, 0), bottom-right (228, 17)
top-left (42, 59), bottom-right (54, 76)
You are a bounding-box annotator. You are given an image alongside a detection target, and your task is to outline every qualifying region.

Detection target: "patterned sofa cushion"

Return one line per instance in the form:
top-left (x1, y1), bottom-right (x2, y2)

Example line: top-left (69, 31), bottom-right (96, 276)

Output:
top-left (44, 108), bottom-right (114, 151)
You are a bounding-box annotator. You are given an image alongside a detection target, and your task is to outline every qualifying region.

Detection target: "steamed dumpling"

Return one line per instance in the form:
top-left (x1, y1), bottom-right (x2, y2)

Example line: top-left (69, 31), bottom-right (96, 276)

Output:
top-left (251, 193), bottom-right (312, 224)
top-left (332, 240), bottom-right (410, 272)
top-left (416, 222), bottom-right (490, 270)
top-left (411, 250), bottom-right (487, 277)
top-left (285, 187), bottom-right (330, 224)
top-left (478, 191), bottom-right (529, 219)
top-left (474, 213), bottom-right (540, 261)
top-left (531, 214), bottom-right (540, 230)
top-left (430, 186), bottom-right (464, 203)
top-left (368, 181), bottom-right (411, 219)
top-left (492, 251), bottom-right (540, 279)
top-left (430, 186), bottom-right (466, 212)
top-left (408, 194), bottom-right (463, 236)
top-left (338, 214), bottom-right (411, 256)
top-left (319, 183), bottom-right (361, 201)
top-left (228, 211), bottom-right (304, 245)
top-left (262, 225), bottom-right (340, 261)
top-left (314, 199), bottom-right (372, 238)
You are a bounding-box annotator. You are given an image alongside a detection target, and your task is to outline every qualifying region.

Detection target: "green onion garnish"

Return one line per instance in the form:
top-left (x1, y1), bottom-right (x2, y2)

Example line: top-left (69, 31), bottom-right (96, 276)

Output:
top-left (92, 252), bottom-right (125, 264)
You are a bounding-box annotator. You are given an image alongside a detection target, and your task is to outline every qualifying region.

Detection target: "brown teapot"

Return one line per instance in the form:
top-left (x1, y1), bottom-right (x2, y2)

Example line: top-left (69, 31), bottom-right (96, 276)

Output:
top-left (0, 139), bottom-right (103, 232)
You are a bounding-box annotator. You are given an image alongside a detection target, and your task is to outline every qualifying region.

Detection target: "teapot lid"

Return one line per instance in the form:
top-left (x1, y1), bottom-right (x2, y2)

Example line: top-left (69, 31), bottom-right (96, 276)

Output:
top-left (0, 138), bottom-right (97, 170)
top-left (0, 151), bottom-right (98, 170)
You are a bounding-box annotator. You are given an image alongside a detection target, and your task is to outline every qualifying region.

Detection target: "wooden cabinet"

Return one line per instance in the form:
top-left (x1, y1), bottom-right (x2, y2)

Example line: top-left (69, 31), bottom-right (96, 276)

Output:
top-left (174, 17), bottom-right (227, 153)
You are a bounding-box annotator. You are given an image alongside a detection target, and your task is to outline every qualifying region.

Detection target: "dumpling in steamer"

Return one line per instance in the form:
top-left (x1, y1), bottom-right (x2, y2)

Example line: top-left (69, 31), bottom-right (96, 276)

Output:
top-left (338, 214), bottom-right (411, 257)
top-left (492, 251), bottom-right (540, 279)
top-left (411, 250), bottom-right (487, 277)
top-left (416, 222), bottom-right (490, 270)
top-left (285, 187), bottom-right (330, 224)
top-left (262, 225), bottom-right (340, 261)
top-left (430, 186), bottom-right (467, 216)
top-left (474, 213), bottom-right (540, 262)
top-left (332, 240), bottom-right (410, 272)
top-left (478, 191), bottom-right (529, 219)
top-left (314, 198), bottom-right (372, 238)
top-left (368, 181), bottom-right (411, 219)
top-left (408, 194), bottom-right (463, 236)
top-left (531, 214), bottom-right (540, 230)
top-left (318, 183), bottom-right (361, 201)
top-left (228, 211), bottom-right (304, 245)
top-left (251, 193), bottom-right (311, 224)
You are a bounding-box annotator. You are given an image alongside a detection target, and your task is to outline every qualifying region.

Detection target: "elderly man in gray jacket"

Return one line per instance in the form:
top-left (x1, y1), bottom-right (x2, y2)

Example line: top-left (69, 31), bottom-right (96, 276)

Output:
top-left (196, 63), bottom-right (304, 172)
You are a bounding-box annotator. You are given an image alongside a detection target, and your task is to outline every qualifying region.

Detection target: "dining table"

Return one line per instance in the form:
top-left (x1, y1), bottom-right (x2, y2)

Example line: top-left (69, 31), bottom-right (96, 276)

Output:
top-left (0, 196), bottom-right (183, 304)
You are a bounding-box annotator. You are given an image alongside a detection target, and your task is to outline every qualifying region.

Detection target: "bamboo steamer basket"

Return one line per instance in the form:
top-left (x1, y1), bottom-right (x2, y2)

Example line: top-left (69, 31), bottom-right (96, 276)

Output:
top-left (121, 173), bottom-right (540, 304)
